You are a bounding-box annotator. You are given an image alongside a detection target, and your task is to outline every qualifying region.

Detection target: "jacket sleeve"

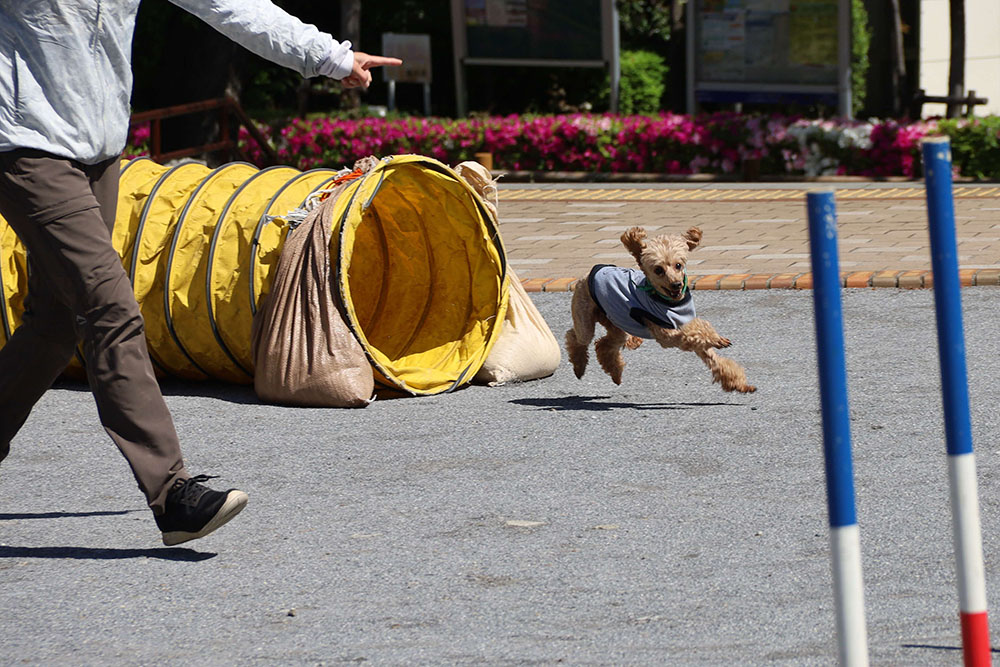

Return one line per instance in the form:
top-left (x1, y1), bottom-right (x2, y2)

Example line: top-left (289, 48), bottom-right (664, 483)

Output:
top-left (167, 0), bottom-right (354, 79)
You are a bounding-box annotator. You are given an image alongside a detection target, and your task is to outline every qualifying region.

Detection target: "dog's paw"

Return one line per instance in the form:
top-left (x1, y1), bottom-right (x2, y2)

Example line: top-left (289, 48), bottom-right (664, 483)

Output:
top-left (713, 357), bottom-right (755, 393)
top-left (714, 336), bottom-right (732, 349)
top-left (624, 335), bottom-right (643, 350)
top-left (725, 380), bottom-right (757, 393)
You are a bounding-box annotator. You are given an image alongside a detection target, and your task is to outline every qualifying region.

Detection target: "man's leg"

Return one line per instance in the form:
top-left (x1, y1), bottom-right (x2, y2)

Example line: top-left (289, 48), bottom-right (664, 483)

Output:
top-left (0, 150), bottom-right (186, 512)
top-left (87, 157), bottom-right (248, 544)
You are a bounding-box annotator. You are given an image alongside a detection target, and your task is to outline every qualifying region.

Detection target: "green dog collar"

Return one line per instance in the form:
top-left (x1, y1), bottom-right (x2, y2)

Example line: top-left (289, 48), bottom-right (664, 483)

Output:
top-left (639, 272), bottom-right (688, 303)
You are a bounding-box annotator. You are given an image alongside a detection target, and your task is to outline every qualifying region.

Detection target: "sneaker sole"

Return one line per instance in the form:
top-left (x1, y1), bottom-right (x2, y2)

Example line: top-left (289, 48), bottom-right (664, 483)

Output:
top-left (161, 490), bottom-right (249, 547)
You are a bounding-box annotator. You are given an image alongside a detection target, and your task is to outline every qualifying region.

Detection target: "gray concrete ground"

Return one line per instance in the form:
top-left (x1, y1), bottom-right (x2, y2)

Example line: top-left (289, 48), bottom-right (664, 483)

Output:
top-left (3, 287), bottom-right (1000, 665)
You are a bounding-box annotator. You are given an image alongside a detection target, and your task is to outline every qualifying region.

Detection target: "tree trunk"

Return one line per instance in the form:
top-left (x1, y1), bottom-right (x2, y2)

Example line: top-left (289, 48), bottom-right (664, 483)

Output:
top-left (340, 0), bottom-right (362, 111)
top-left (889, 0), bottom-right (907, 116)
top-left (946, 0), bottom-right (965, 118)
top-left (665, 0), bottom-right (686, 112)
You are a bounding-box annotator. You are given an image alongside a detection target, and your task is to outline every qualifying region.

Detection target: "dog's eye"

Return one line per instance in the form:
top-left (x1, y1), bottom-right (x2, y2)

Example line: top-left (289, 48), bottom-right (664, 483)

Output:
top-left (653, 266), bottom-right (665, 276)
top-left (675, 263), bottom-right (683, 271)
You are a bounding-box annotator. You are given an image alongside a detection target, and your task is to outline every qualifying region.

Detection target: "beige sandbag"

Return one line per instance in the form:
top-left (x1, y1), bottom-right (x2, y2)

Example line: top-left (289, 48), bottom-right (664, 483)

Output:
top-left (454, 160), bottom-right (500, 219)
top-left (251, 182), bottom-right (374, 407)
top-left (474, 266), bottom-right (561, 385)
top-left (452, 161), bottom-right (561, 385)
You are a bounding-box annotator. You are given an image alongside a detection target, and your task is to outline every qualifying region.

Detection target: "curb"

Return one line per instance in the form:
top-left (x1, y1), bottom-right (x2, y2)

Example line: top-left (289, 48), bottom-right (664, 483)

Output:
top-left (520, 269), bottom-right (1000, 293)
top-left (494, 171), bottom-right (998, 185)
top-left (497, 170), bottom-right (744, 184)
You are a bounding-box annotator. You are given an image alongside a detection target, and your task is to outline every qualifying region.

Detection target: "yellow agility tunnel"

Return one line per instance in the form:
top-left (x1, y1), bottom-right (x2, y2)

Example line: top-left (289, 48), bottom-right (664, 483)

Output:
top-left (0, 155), bottom-right (509, 397)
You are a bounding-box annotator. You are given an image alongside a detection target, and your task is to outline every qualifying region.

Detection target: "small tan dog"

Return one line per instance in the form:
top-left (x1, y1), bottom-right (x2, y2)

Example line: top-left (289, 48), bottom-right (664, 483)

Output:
top-left (565, 226), bottom-right (755, 393)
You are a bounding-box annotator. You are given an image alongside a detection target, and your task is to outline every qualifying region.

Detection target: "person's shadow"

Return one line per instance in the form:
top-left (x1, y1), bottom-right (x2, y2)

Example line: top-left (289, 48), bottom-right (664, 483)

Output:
top-left (0, 510), bottom-right (216, 561)
top-left (51, 378), bottom-right (259, 405)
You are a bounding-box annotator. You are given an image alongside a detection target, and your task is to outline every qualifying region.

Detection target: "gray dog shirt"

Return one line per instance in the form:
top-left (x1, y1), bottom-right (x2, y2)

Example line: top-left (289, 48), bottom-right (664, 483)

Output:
top-left (586, 264), bottom-right (696, 338)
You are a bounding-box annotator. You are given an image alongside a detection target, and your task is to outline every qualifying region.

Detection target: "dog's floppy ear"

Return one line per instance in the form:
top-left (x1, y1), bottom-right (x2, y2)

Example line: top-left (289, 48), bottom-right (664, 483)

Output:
top-left (621, 226), bottom-right (647, 264)
top-left (683, 226), bottom-right (703, 251)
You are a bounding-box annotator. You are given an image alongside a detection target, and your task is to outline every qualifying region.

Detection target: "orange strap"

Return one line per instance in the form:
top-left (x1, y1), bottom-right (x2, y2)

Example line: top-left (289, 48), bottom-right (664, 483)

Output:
top-left (318, 167), bottom-right (366, 202)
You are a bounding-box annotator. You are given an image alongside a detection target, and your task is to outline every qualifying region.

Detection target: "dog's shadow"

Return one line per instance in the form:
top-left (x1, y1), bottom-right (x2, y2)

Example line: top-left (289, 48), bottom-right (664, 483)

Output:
top-left (511, 395), bottom-right (743, 412)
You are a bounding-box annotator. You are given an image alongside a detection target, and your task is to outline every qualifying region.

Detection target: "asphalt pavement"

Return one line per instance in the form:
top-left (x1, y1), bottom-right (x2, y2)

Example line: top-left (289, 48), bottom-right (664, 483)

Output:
top-left (4, 287), bottom-right (1000, 665)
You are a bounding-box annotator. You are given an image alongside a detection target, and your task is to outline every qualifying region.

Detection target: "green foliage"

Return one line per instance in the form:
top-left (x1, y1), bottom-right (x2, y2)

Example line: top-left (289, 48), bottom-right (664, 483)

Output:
top-left (936, 116), bottom-right (1000, 180)
top-left (615, 0), bottom-right (672, 50)
top-left (611, 50), bottom-right (668, 115)
top-left (851, 0), bottom-right (870, 117)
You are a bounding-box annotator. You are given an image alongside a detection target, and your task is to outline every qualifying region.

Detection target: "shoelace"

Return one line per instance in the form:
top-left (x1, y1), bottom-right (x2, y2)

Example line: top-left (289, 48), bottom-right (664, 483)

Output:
top-left (169, 474), bottom-right (219, 502)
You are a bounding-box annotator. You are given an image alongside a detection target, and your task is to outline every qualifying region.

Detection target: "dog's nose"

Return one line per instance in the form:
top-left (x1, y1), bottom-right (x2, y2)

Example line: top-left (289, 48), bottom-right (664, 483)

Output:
top-left (671, 281), bottom-right (683, 291)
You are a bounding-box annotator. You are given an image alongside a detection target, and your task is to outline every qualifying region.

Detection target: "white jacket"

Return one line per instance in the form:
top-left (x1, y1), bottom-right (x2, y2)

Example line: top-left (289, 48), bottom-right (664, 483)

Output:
top-left (0, 0), bottom-right (354, 163)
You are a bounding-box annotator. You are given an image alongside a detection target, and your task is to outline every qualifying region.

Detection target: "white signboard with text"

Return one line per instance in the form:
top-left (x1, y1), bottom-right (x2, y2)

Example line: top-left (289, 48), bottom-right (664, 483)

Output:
top-left (382, 33), bottom-right (432, 84)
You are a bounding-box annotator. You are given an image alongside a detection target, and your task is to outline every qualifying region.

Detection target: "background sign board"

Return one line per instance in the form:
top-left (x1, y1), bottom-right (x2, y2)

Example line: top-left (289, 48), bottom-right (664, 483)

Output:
top-left (382, 33), bottom-right (433, 84)
top-left (464, 0), bottom-right (602, 61)
top-left (450, 0), bottom-right (619, 116)
top-left (688, 0), bottom-right (849, 113)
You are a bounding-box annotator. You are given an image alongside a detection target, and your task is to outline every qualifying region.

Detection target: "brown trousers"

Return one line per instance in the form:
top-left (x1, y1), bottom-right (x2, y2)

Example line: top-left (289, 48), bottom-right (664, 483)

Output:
top-left (0, 149), bottom-right (187, 513)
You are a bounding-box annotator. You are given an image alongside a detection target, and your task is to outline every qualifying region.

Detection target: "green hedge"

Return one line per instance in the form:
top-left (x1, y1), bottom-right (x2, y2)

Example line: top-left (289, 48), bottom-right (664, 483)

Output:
top-left (937, 117), bottom-right (1000, 180)
top-left (607, 49), bottom-right (668, 115)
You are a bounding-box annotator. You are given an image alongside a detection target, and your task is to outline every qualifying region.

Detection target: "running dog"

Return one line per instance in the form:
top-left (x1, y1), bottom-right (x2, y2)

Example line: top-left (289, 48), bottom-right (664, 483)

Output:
top-left (565, 226), bottom-right (755, 393)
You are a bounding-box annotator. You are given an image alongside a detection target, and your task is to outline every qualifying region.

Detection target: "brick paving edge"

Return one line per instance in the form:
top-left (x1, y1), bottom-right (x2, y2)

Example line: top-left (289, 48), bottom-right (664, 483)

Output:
top-left (519, 269), bottom-right (1000, 293)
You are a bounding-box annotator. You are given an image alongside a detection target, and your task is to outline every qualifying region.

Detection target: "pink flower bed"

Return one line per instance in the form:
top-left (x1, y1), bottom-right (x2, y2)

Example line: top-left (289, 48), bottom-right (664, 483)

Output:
top-left (123, 122), bottom-right (151, 160)
top-left (130, 112), bottom-right (943, 179)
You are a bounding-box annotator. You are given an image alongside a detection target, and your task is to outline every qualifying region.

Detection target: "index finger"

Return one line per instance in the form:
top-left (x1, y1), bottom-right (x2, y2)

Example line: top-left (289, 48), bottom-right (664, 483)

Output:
top-left (362, 56), bottom-right (404, 69)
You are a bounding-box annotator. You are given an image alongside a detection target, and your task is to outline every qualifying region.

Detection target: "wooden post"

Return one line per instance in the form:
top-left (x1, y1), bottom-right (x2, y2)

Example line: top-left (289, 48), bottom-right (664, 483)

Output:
top-left (474, 153), bottom-right (494, 171)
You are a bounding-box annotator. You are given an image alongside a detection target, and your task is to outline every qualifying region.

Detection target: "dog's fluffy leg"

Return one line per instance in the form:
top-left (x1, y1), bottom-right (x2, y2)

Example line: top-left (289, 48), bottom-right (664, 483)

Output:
top-left (695, 348), bottom-right (756, 393)
top-left (647, 319), bottom-right (755, 393)
top-left (566, 329), bottom-right (589, 379)
top-left (624, 334), bottom-right (643, 350)
top-left (566, 286), bottom-right (596, 379)
top-left (595, 327), bottom-right (629, 384)
top-left (678, 318), bottom-right (732, 350)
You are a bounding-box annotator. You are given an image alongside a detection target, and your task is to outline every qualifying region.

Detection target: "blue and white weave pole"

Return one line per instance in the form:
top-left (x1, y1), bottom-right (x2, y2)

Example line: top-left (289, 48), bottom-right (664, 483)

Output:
top-left (807, 191), bottom-right (869, 667)
top-left (922, 136), bottom-right (991, 667)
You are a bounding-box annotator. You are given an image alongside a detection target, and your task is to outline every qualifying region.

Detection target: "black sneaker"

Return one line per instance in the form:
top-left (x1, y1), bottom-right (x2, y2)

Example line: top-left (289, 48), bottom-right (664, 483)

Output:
top-left (155, 474), bottom-right (248, 546)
